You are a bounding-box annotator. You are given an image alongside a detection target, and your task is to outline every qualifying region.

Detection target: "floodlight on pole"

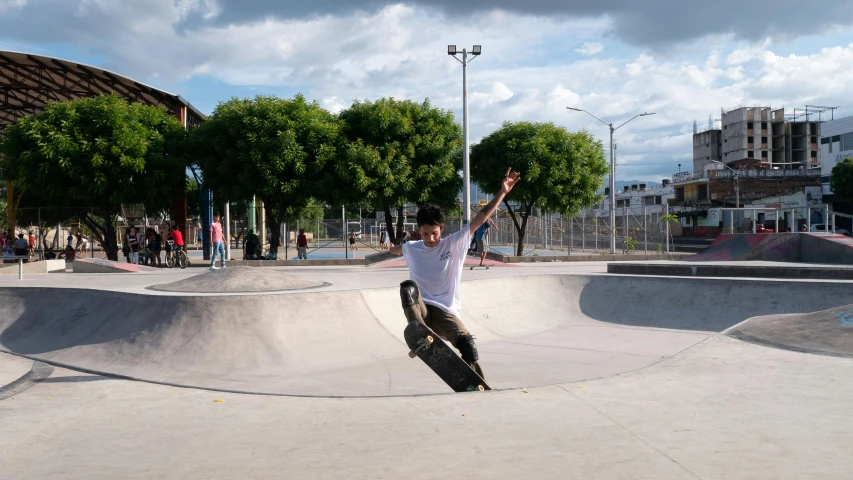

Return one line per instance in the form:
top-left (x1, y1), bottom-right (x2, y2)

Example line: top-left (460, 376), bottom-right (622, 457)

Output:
top-left (566, 107), bottom-right (655, 254)
top-left (448, 45), bottom-right (482, 225)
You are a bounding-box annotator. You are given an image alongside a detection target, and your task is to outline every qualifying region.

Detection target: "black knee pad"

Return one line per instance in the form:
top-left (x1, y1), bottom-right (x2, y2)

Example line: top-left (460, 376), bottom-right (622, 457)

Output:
top-left (455, 334), bottom-right (479, 363)
top-left (399, 280), bottom-right (420, 308)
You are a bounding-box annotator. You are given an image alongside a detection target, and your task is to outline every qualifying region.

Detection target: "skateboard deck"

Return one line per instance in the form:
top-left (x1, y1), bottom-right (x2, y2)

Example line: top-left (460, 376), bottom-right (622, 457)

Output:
top-left (469, 265), bottom-right (490, 270)
top-left (403, 321), bottom-right (491, 393)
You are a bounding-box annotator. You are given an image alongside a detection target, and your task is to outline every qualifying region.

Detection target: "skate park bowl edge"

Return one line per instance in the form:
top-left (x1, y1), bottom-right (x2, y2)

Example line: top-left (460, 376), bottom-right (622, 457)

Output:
top-left (690, 232), bottom-right (853, 264)
top-left (1, 274), bottom-right (852, 397)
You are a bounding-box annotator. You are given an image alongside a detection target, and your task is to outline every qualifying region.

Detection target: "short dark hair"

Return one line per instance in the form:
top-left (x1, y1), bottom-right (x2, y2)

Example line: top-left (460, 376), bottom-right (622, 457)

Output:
top-left (416, 204), bottom-right (445, 227)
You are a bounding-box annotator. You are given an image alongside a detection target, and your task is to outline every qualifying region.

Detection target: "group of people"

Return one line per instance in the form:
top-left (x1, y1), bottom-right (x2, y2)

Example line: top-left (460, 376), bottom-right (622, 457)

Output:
top-left (122, 224), bottom-right (185, 266)
top-left (0, 232), bottom-right (33, 258)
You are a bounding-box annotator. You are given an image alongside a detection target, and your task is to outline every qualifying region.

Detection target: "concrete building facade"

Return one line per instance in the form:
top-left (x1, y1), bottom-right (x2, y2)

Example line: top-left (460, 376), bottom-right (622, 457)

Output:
top-left (721, 107), bottom-right (772, 168)
top-left (771, 109), bottom-right (821, 170)
top-left (693, 129), bottom-right (722, 174)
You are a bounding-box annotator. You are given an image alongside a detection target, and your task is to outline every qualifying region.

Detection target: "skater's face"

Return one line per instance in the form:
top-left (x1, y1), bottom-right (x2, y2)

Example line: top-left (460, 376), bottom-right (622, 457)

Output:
top-left (419, 224), bottom-right (442, 248)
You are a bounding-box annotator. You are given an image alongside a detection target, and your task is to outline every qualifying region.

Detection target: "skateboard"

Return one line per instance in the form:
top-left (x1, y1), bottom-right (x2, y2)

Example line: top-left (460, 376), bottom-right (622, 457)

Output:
top-left (404, 321), bottom-right (491, 393)
top-left (469, 265), bottom-right (490, 270)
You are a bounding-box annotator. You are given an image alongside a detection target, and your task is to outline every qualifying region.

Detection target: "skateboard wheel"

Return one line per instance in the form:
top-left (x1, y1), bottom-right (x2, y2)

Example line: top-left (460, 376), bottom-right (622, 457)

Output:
top-left (408, 351), bottom-right (417, 359)
top-left (477, 385), bottom-right (485, 391)
top-left (425, 336), bottom-right (434, 344)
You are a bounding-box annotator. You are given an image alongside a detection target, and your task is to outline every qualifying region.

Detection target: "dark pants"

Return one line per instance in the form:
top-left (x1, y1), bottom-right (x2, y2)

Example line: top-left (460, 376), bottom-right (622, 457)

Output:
top-left (402, 292), bottom-right (485, 379)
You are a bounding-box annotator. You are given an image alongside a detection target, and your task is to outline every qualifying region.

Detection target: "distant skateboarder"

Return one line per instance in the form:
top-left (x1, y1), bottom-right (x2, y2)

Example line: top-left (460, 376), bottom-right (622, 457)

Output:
top-left (390, 168), bottom-right (521, 380)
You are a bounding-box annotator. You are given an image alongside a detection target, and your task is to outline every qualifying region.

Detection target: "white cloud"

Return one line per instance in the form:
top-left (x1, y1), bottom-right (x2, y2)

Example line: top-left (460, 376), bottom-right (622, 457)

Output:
top-left (2, 3), bottom-right (853, 180)
top-left (576, 42), bottom-right (604, 56)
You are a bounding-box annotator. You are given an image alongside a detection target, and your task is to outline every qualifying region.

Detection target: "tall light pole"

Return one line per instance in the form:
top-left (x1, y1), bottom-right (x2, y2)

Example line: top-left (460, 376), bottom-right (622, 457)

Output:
top-left (566, 107), bottom-right (655, 254)
top-left (449, 44), bottom-right (481, 225)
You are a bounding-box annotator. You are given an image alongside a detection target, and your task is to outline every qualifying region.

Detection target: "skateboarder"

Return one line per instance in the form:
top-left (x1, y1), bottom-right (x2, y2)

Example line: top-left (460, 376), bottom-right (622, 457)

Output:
top-left (390, 168), bottom-right (521, 380)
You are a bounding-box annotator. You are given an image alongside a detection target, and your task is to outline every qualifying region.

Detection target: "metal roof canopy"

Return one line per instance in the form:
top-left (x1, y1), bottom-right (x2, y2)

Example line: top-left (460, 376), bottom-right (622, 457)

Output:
top-left (0, 50), bottom-right (204, 137)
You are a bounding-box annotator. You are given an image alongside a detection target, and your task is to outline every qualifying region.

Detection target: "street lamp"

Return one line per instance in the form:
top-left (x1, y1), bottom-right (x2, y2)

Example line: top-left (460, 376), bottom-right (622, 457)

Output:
top-left (566, 107), bottom-right (655, 254)
top-left (449, 44), bottom-right (482, 225)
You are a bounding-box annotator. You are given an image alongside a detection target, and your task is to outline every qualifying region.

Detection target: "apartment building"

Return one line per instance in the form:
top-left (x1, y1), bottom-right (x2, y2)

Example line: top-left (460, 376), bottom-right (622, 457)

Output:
top-left (714, 106), bottom-right (821, 170)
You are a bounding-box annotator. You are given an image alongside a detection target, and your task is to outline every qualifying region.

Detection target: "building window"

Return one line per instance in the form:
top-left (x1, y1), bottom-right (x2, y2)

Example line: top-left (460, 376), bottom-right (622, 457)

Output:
top-left (748, 151), bottom-right (755, 158)
top-left (842, 133), bottom-right (853, 151)
top-left (762, 151), bottom-right (768, 158)
top-left (761, 122), bottom-right (768, 129)
top-left (747, 136), bottom-right (754, 143)
top-left (811, 151), bottom-right (817, 158)
top-left (761, 136), bottom-right (767, 144)
top-left (822, 137), bottom-right (830, 144)
top-left (833, 135), bottom-right (841, 142)
top-left (747, 122), bottom-right (754, 129)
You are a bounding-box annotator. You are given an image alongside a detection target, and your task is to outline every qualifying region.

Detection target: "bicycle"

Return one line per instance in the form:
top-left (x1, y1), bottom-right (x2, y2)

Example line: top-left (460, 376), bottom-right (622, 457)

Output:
top-left (165, 241), bottom-right (188, 269)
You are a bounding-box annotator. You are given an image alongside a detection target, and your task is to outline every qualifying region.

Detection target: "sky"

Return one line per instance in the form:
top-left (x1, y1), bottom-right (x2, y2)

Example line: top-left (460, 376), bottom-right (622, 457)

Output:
top-left (2, 0), bottom-right (853, 183)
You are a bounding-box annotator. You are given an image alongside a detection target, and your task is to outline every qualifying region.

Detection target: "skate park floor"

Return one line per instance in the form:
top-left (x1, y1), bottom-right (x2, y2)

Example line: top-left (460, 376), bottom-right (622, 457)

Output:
top-left (1, 262), bottom-right (853, 479)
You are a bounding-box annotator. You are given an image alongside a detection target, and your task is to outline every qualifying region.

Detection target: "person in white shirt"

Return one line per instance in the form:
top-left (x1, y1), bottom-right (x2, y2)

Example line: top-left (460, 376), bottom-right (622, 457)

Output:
top-left (390, 168), bottom-right (521, 380)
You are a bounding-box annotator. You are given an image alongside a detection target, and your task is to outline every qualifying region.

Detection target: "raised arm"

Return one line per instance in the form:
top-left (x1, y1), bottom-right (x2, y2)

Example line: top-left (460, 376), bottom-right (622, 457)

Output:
top-left (469, 168), bottom-right (521, 235)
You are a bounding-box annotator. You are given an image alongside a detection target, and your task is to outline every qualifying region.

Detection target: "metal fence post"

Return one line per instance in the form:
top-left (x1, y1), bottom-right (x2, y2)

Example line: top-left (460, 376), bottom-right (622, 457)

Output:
top-left (643, 206), bottom-right (647, 254)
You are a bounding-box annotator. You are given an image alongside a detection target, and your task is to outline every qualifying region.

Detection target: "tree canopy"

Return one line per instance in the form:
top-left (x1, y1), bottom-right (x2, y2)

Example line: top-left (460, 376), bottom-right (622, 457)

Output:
top-left (191, 95), bottom-right (340, 256)
top-left (338, 98), bottom-right (462, 243)
top-left (470, 121), bottom-right (607, 255)
top-left (0, 93), bottom-right (187, 260)
top-left (831, 158), bottom-right (853, 200)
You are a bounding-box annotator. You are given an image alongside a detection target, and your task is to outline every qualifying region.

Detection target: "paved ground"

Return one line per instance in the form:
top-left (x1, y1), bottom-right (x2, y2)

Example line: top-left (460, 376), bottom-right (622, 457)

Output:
top-left (1, 262), bottom-right (852, 478)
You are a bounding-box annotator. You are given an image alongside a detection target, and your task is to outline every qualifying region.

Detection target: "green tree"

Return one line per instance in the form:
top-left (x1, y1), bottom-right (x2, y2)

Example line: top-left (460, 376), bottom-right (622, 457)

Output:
top-left (338, 98), bottom-right (462, 244)
top-left (831, 158), bottom-right (853, 199)
top-left (471, 121), bottom-right (607, 256)
top-left (0, 94), bottom-right (187, 260)
top-left (191, 95), bottom-right (339, 256)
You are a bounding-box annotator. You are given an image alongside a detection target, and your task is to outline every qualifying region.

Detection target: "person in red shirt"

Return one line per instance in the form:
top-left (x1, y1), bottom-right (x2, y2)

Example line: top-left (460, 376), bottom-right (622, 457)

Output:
top-left (297, 228), bottom-right (308, 260)
top-left (167, 225), bottom-right (184, 263)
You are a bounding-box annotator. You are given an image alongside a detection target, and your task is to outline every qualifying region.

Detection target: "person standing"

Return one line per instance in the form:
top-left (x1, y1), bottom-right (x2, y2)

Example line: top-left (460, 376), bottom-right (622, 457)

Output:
top-left (297, 229), bottom-right (308, 260)
top-left (209, 213), bottom-right (226, 270)
top-left (379, 227), bottom-right (388, 250)
top-left (149, 229), bottom-right (162, 267)
top-left (127, 227), bottom-right (141, 264)
top-left (348, 231), bottom-right (358, 251)
top-left (473, 219), bottom-right (497, 267)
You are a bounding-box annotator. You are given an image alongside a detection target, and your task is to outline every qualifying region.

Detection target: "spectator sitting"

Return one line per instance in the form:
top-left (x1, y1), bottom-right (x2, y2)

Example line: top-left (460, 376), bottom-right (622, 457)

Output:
top-left (244, 229), bottom-right (260, 259)
top-left (58, 245), bottom-right (76, 261)
top-left (45, 247), bottom-right (57, 260)
top-left (13, 233), bottom-right (29, 258)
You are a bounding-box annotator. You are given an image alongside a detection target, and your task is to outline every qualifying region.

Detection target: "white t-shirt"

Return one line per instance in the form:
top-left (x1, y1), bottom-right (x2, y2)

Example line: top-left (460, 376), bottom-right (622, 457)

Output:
top-left (402, 228), bottom-right (471, 318)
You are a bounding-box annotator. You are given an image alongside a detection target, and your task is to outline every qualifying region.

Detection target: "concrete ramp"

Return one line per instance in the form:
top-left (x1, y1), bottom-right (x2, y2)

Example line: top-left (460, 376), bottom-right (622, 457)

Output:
top-left (2, 275), bottom-right (853, 397)
top-left (691, 233), bottom-right (853, 264)
top-left (0, 259), bottom-right (66, 274)
top-left (728, 304), bottom-right (853, 358)
top-left (73, 258), bottom-right (158, 273)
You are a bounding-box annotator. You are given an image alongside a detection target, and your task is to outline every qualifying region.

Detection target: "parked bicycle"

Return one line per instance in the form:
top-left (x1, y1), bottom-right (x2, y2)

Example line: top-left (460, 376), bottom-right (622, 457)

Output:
top-left (165, 240), bottom-right (187, 269)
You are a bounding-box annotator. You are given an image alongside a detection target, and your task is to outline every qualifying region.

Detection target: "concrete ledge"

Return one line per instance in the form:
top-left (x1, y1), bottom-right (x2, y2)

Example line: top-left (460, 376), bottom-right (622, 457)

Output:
top-left (0, 259), bottom-right (66, 274)
top-left (492, 253), bottom-right (691, 263)
top-left (608, 262), bottom-right (853, 280)
top-left (189, 258), bottom-right (367, 267)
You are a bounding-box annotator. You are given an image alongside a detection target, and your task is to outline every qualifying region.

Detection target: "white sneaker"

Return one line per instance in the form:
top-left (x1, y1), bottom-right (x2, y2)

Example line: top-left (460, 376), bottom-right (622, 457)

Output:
top-left (210, 266), bottom-right (219, 270)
